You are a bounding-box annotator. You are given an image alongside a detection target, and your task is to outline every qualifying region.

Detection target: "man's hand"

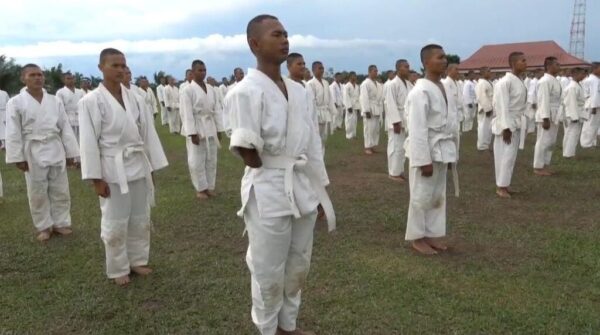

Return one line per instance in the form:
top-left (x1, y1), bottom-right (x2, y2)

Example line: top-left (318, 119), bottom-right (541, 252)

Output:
top-left (486, 110), bottom-right (493, 118)
top-left (468, 103), bottom-right (473, 109)
top-left (542, 118), bottom-right (551, 130)
top-left (93, 179), bottom-right (110, 198)
top-left (365, 112), bottom-right (372, 119)
top-left (190, 134), bottom-right (200, 145)
top-left (66, 158), bottom-right (76, 168)
top-left (153, 114), bottom-right (157, 119)
top-left (502, 128), bottom-right (512, 145)
top-left (160, 102), bottom-right (165, 107)
top-left (592, 108), bottom-right (597, 115)
top-left (420, 164), bottom-right (434, 177)
top-left (531, 103), bottom-right (537, 110)
top-left (217, 132), bottom-right (222, 141)
top-left (15, 161), bottom-right (29, 172)
top-left (236, 147), bottom-right (262, 168)
top-left (572, 119), bottom-right (579, 123)
top-left (393, 122), bottom-right (402, 134)
top-left (347, 108), bottom-right (353, 114)
top-left (167, 107), bottom-right (172, 112)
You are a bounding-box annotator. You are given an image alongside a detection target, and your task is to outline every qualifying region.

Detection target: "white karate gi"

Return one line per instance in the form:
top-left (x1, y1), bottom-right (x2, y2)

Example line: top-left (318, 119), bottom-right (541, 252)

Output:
top-left (562, 79), bottom-right (587, 157)
top-left (405, 79), bottom-right (458, 241)
top-left (343, 82), bottom-right (360, 139)
top-left (533, 73), bottom-right (562, 169)
top-left (79, 83), bottom-right (168, 279)
top-left (219, 84), bottom-right (228, 98)
top-left (360, 78), bottom-right (384, 149)
top-left (462, 80), bottom-right (477, 132)
top-left (442, 77), bottom-right (465, 133)
top-left (156, 84), bottom-right (168, 126)
top-left (139, 87), bottom-right (159, 118)
top-left (329, 81), bottom-right (344, 130)
top-left (384, 76), bottom-right (413, 177)
top-left (180, 81), bottom-right (223, 192)
top-left (225, 68), bottom-right (332, 335)
top-left (475, 79), bottom-right (495, 150)
top-left (307, 78), bottom-right (335, 146)
top-left (580, 74), bottom-right (600, 148)
top-left (0, 89), bottom-right (9, 146)
top-left (56, 86), bottom-right (85, 141)
top-left (164, 84), bottom-right (181, 133)
top-left (526, 78), bottom-right (539, 134)
top-left (5, 90), bottom-right (80, 231)
top-left (492, 73), bottom-right (528, 188)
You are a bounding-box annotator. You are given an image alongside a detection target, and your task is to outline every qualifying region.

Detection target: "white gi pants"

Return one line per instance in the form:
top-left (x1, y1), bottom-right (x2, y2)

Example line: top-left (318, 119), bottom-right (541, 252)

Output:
top-left (318, 123), bottom-right (328, 147)
top-left (563, 121), bottom-right (583, 158)
top-left (160, 104), bottom-right (168, 125)
top-left (533, 123), bottom-right (558, 169)
top-left (363, 116), bottom-right (380, 149)
top-left (332, 106), bottom-right (343, 130)
top-left (100, 179), bottom-right (151, 279)
top-left (24, 164), bottom-right (72, 232)
top-left (493, 131), bottom-right (520, 188)
top-left (168, 108), bottom-right (181, 133)
top-left (525, 104), bottom-right (537, 134)
top-left (405, 162), bottom-right (447, 241)
top-left (244, 191), bottom-right (317, 335)
top-left (387, 129), bottom-right (406, 177)
top-left (186, 137), bottom-right (218, 192)
top-left (476, 113), bottom-right (493, 150)
top-left (462, 105), bottom-right (476, 132)
top-left (345, 109), bottom-right (358, 139)
top-left (580, 113), bottom-right (600, 148)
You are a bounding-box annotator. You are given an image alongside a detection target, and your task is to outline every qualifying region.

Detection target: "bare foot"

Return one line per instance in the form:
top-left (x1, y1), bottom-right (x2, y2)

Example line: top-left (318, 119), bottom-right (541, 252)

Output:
top-left (364, 149), bottom-right (374, 155)
top-left (206, 190), bottom-right (217, 197)
top-left (388, 175), bottom-right (406, 183)
top-left (276, 327), bottom-right (316, 335)
top-left (131, 266), bottom-right (153, 276)
top-left (196, 191), bottom-right (209, 200)
top-left (534, 169), bottom-right (551, 176)
top-left (424, 237), bottom-right (447, 251)
top-left (496, 188), bottom-right (511, 198)
top-left (36, 229), bottom-right (52, 242)
top-left (411, 239), bottom-right (438, 255)
top-left (114, 275), bottom-right (131, 286)
top-left (53, 227), bottom-right (73, 236)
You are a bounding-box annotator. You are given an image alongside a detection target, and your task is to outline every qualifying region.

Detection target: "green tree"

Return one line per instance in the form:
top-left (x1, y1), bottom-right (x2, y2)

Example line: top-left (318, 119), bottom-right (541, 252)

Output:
top-left (43, 63), bottom-right (64, 94)
top-left (446, 54), bottom-right (461, 64)
top-left (0, 55), bottom-right (23, 95)
top-left (153, 71), bottom-right (166, 85)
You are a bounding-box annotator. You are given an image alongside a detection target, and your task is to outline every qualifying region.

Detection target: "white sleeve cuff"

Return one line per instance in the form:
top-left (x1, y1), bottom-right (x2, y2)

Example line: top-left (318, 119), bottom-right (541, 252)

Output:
top-left (229, 128), bottom-right (264, 155)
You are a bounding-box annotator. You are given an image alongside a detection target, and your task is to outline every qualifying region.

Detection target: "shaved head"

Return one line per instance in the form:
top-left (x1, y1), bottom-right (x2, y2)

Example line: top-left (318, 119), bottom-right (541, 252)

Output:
top-left (99, 48), bottom-right (124, 65)
top-left (420, 44), bottom-right (443, 64)
top-left (246, 14), bottom-right (278, 40)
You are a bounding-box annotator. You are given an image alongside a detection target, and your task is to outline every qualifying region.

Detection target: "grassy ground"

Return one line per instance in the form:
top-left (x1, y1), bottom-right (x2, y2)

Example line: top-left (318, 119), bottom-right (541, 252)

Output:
top-left (1, 119), bottom-right (599, 334)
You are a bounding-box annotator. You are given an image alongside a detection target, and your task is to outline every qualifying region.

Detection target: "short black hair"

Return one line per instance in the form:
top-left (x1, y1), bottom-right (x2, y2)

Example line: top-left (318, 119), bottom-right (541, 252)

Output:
top-left (234, 67), bottom-right (243, 74)
top-left (571, 67), bottom-right (585, 74)
top-left (368, 64), bottom-right (377, 72)
top-left (591, 62), bottom-right (600, 71)
top-left (185, 69), bottom-right (192, 74)
top-left (395, 59), bottom-right (408, 69)
top-left (21, 63), bottom-right (40, 76)
top-left (191, 60), bottom-right (205, 68)
top-left (99, 48), bottom-right (124, 65)
top-left (508, 51), bottom-right (524, 67)
top-left (420, 44), bottom-right (443, 64)
top-left (62, 71), bottom-right (73, 77)
top-left (312, 61), bottom-right (323, 70)
top-left (348, 71), bottom-right (357, 77)
top-left (480, 67), bottom-right (490, 73)
top-left (287, 52), bottom-right (303, 66)
top-left (246, 14), bottom-right (278, 39)
top-left (334, 72), bottom-right (341, 77)
top-left (544, 56), bottom-right (558, 71)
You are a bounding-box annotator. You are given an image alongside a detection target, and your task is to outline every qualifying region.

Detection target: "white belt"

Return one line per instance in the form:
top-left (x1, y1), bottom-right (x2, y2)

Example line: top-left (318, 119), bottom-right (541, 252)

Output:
top-left (261, 154), bottom-right (336, 232)
top-left (102, 145), bottom-right (156, 207)
top-left (23, 132), bottom-right (64, 170)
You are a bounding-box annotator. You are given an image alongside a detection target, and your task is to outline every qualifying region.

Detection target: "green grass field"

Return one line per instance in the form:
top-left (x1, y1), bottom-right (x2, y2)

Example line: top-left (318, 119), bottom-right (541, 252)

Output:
top-left (1, 120), bottom-right (600, 334)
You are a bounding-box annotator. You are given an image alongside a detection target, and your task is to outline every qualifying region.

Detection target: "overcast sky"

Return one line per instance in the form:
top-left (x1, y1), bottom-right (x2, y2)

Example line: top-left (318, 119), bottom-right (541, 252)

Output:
top-left (0, 0), bottom-right (597, 81)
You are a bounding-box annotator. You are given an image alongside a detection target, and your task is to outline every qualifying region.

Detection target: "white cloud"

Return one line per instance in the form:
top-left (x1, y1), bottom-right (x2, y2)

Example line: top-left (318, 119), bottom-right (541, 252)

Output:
top-left (0, 34), bottom-right (418, 59)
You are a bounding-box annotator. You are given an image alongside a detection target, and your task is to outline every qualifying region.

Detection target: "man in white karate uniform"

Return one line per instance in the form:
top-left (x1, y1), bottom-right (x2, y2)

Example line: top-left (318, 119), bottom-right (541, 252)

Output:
top-left (533, 57), bottom-right (562, 176)
top-left (179, 69), bottom-right (193, 92)
top-left (462, 71), bottom-right (477, 132)
top-left (224, 15), bottom-right (334, 335)
top-left (0, 87), bottom-right (9, 149)
top-left (5, 64), bottom-right (80, 241)
top-left (180, 60), bottom-right (224, 200)
top-left (80, 78), bottom-right (93, 94)
top-left (79, 48), bottom-right (168, 286)
top-left (156, 76), bottom-right (168, 126)
top-left (405, 44), bottom-right (459, 255)
top-left (492, 52), bottom-right (528, 198)
top-left (226, 68), bottom-right (245, 94)
top-left (441, 64), bottom-right (465, 136)
top-left (138, 77), bottom-right (159, 118)
top-left (385, 59), bottom-right (413, 182)
top-left (307, 61), bottom-right (335, 150)
top-left (329, 72), bottom-right (344, 131)
top-left (526, 69), bottom-right (544, 135)
top-left (164, 76), bottom-right (181, 134)
top-left (562, 67), bottom-right (588, 158)
top-left (343, 72), bottom-right (360, 140)
top-left (219, 77), bottom-right (229, 97)
top-left (580, 62), bottom-right (600, 148)
top-left (360, 65), bottom-right (384, 155)
top-left (475, 67), bottom-right (495, 151)
top-left (56, 72), bottom-right (86, 144)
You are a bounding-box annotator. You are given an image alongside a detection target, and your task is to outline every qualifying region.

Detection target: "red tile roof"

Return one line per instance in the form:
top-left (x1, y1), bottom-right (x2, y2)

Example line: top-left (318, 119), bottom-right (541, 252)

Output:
top-left (458, 40), bottom-right (590, 72)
